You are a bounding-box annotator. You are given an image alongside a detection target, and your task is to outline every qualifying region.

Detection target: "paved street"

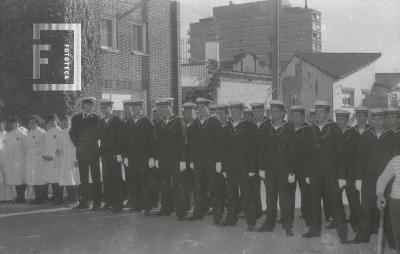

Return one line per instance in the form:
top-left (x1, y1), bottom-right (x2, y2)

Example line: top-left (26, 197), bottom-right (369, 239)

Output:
top-left (0, 203), bottom-right (397, 254)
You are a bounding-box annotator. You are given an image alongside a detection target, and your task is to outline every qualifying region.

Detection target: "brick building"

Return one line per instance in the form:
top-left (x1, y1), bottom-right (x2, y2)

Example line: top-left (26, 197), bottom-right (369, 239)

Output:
top-left (90, 0), bottom-right (181, 115)
top-left (188, 0), bottom-right (321, 66)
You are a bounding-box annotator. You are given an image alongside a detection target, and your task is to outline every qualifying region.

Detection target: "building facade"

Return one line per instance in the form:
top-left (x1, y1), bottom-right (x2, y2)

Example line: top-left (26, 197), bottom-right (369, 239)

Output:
top-left (281, 52), bottom-right (381, 118)
top-left (189, 0), bottom-right (321, 66)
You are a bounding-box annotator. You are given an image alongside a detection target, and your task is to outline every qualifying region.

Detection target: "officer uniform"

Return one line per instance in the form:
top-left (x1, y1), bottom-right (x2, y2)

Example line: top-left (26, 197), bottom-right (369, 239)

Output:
top-left (303, 100), bottom-right (348, 243)
top-left (258, 100), bottom-right (296, 235)
top-left (123, 100), bottom-right (155, 214)
top-left (290, 105), bottom-right (312, 227)
top-left (220, 102), bottom-right (258, 230)
top-left (69, 97), bottom-right (102, 209)
top-left (99, 100), bottom-right (124, 212)
top-left (155, 98), bottom-right (187, 218)
top-left (189, 98), bottom-right (224, 223)
top-left (352, 108), bottom-right (398, 244)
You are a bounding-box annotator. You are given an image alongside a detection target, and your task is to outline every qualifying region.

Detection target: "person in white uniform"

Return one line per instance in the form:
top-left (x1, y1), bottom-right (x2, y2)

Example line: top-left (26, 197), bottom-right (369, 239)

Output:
top-left (3, 116), bottom-right (27, 203)
top-left (59, 115), bottom-right (80, 204)
top-left (0, 118), bottom-right (14, 202)
top-left (24, 115), bottom-right (47, 204)
top-left (43, 114), bottom-right (63, 205)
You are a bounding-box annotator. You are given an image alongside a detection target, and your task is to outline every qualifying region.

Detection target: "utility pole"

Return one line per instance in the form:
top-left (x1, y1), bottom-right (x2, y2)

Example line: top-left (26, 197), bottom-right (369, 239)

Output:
top-left (272, 0), bottom-right (280, 99)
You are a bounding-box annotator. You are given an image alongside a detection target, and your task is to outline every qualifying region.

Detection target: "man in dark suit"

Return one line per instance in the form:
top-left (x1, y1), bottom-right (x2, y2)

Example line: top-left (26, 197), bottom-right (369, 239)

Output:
top-left (69, 97), bottom-right (101, 210)
top-left (99, 99), bottom-right (124, 213)
top-left (123, 99), bottom-right (155, 215)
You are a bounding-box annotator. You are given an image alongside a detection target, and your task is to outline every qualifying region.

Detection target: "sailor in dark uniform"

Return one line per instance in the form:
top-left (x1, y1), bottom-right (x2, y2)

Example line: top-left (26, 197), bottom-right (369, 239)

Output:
top-left (69, 97), bottom-right (102, 210)
top-left (290, 105), bottom-right (312, 228)
top-left (150, 106), bottom-right (161, 208)
top-left (123, 100), bottom-right (155, 215)
top-left (352, 108), bottom-right (398, 246)
top-left (335, 109), bottom-right (361, 232)
top-left (257, 100), bottom-right (296, 236)
top-left (99, 99), bottom-right (124, 213)
top-left (219, 101), bottom-right (258, 231)
top-left (155, 98), bottom-right (188, 219)
top-left (386, 107), bottom-right (400, 150)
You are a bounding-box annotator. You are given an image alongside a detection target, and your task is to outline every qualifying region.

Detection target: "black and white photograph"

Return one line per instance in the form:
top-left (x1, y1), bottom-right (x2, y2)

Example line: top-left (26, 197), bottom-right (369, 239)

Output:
top-left (0, 0), bottom-right (399, 253)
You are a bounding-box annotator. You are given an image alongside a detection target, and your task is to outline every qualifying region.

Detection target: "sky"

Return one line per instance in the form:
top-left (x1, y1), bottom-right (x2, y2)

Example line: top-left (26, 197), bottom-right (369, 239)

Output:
top-left (179, 0), bottom-right (400, 72)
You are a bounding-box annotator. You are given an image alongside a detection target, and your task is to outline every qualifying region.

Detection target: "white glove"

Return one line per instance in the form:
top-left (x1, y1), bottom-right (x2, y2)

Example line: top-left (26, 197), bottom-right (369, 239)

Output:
top-left (248, 172), bottom-right (255, 177)
top-left (306, 177), bottom-right (310, 184)
top-left (190, 162), bottom-right (194, 169)
top-left (155, 160), bottom-right (159, 168)
top-left (123, 158), bottom-right (129, 167)
top-left (148, 158), bottom-right (155, 168)
top-left (179, 161), bottom-right (186, 172)
top-left (259, 170), bottom-right (265, 179)
top-left (223, 172), bottom-right (226, 178)
top-left (355, 180), bottom-right (362, 192)
top-left (288, 173), bottom-right (295, 183)
top-left (216, 162), bottom-right (222, 173)
top-left (116, 154), bottom-right (123, 163)
top-left (338, 179), bottom-right (346, 189)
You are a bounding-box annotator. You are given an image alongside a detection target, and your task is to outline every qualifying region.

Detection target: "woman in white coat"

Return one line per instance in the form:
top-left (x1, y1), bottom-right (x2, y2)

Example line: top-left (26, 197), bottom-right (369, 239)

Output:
top-left (0, 118), bottom-right (14, 202)
top-left (43, 114), bottom-right (63, 205)
top-left (24, 115), bottom-right (47, 204)
top-left (3, 116), bottom-right (27, 203)
top-left (59, 115), bottom-right (80, 203)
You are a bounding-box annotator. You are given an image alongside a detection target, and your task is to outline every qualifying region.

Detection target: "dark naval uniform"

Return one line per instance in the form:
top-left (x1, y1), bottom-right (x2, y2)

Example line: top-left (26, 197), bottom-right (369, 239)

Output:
top-left (259, 120), bottom-right (296, 231)
top-left (354, 128), bottom-right (398, 242)
top-left (222, 120), bottom-right (258, 227)
top-left (306, 120), bottom-right (348, 242)
top-left (124, 116), bottom-right (154, 212)
top-left (70, 112), bottom-right (102, 208)
top-left (293, 122), bottom-right (313, 227)
top-left (190, 116), bottom-right (223, 221)
top-left (151, 118), bottom-right (161, 207)
top-left (99, 115), bottom-right (124, 212)
top-left (156, 115), bottom-right (187, 217)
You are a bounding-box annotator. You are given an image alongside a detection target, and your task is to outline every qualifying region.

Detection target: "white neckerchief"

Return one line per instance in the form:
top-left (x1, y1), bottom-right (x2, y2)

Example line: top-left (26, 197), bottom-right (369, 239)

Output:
top-left (272, 120), bottom-right (284, 130)
top-left (199, 115), bottom-right (209, 125)
top-left (232, 121), bottom-right (240, 128)
top-left (104, 116), bottom-right (111, 124)
top-left (134, 115), bottom-right (144, 124)
top-left (376, 129), bottom-right (384, 138)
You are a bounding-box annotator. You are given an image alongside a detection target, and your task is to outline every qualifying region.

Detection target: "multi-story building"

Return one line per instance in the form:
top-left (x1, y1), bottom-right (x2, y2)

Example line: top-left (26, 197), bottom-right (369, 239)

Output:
top-left (189, 0), bottom-right (321, 66)
top-left (93, 0), bottom-right (181, 115)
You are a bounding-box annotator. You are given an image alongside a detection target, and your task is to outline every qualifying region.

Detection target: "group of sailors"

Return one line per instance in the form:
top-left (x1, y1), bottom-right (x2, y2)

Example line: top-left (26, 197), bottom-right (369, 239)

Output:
top-left (1, 96), bottom-right (400, 251)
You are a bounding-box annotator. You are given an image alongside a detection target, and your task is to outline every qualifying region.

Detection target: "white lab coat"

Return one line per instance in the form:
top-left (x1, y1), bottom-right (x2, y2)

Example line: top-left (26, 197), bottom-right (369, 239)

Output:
top-left (44, 126), bottom-right (63, 184)
top-left (59, 128), bottom-right (80, 186)
top-left (24, 128), bottom-right (47, 185)
top-left (3, 129), bottom-right (26, 185)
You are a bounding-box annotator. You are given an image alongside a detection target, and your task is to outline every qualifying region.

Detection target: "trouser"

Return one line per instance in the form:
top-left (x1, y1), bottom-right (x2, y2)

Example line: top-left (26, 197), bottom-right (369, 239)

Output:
top-left (78, 156), bottom-right (101, 206)
top-left (182, 165), bottom-right (194, 212)
top-left (344, 180), bottom-right (361, 230)
top-left (192, 159), bottom-right (224, 220)
top-left (51, 183), bottom-right (63, 203)
top-left (15, 184), bottom-right (26, 202)
top-left (358, 180), bottom-right (393, 245)
top-left (310, 174), bottom-right (347, 240)
top-left (322, 189), bottom-right (333, 220)
top-left (150, 167), bottom-right (161, 208)
top-left (297, 173), bottom-right (312, 226)
top-left (159, 158), bottom-right (186, 217)
top-left (66, 186), bottom-right (78, 202)
top-left (263, 168), bottom-right (293, 230)
top-left (126, 161), bottom-right (152, 211)
top-left (389, 198), bottom-right (400, 253)
top-left (102, 155), bottom-right (123, 210)
top-left (225, 171), bottom-right (257, 227)
top-left (253, 176), bottom-right (262, 218)
top-left (33, 184), bottom-right (47, 203)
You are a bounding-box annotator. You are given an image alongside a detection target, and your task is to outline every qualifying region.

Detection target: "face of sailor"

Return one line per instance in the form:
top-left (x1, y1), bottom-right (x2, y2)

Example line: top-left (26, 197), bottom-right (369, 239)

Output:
top-left (385, 114), bottom-right (398, 129)
top-left (132, 104), bottom-right (142, 118)
top-left (60, 118), bottom-right (71, 129)
top-left (253, 108), bottom-right (265, 122)
top-left (356, 112), bottom-right (368, 126)
top-left (372, 115), bottom-right (385, 131)
top-left (82, 102), bottom-right (93, 114)
top-left (336, 115), bottom-right (349, 129)
top-left (271, 107), bottom-right (285, 122)
top-left (291, 111), bottom-right (304, 126)
top-left (197, 104), bottom-right (209, 119)
top-left (123, 105), bottom-right (133, 118)
top-left (183, 109), bottom-right (194, 122)
top-left (315, 108), bottom-right (329, 124)
top-left (101, 104), bottom-right (113, 118)
top-left (230, 108), bottom-right (242, 122)
top-left (217, 109), bottom-right (228, 122)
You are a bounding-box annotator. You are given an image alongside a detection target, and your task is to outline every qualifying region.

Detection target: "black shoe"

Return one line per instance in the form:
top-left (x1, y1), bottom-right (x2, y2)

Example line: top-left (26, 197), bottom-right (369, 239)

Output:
top-left (144, 210), bottom-right (151, 216)
top-left (74, 203), bottom-right (89, 209)
top-left (302, 231), bottom-right (321, 238)
top-left (219, 220), bottom-right (236, 227)
top-left (285, 228), bottom-right (294, 237)
top-left (130, 208), bottom-right (142, 213)
top-left (325, 221), bottom-right (336, 229)
top-left (350, 234), bottom-right (369, 244)
top-left (156, 210), bottom-right (170, 216)
top-left (188, 215), bottom-right (203, 221)
top-left (112, 207), bottom-right (123, 213)
top-left (29, 199), bottom-right (39, 205)
top-left (257, 224), bottom-right (273, 232)
top-left (92, 204), bottom-right (101, 211)
top-left (213, 219), bottom-right (220, 225)
top-left (247, 225), bottom-right (256, 232)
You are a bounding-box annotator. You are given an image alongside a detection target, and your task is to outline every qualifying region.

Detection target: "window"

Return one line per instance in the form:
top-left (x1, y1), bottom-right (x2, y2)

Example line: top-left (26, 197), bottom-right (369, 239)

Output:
top-left (342, 88), bottom-right (355, 107)
top-left (100, 17), bottom-right (117, 50)
top-left (361, 89), bottom-right (369, 106)
top-left (290, 95), bottom-right (298, 106)
top-left (295, 63), bottom-right (301, 78)
top-left (133, 23), bottom-right (147, 53)
top-left (389, 93), bottom-right (398, 107)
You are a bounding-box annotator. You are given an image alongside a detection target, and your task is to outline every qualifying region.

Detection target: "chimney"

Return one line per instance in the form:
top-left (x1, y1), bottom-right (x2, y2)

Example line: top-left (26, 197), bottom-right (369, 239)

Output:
top-left (305, 0), bottom-right (308, 9)
top-left (229, 1), bottom-right (234, 6)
